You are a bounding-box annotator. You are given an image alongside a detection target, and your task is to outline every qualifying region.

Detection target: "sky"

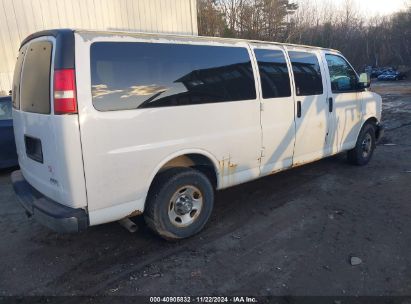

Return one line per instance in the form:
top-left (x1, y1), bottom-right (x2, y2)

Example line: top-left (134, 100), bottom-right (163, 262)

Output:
top-left (351, 0), bottom-right (408, 16)
top-left (301, 0), bottom-right (409, 18)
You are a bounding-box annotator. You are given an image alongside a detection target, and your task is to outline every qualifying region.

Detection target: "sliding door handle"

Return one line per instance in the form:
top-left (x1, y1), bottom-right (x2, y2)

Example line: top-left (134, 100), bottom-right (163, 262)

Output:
top-left (329, 97), bottom-right (333, 112)
top-left (297, 101), bottom-right (302, 118)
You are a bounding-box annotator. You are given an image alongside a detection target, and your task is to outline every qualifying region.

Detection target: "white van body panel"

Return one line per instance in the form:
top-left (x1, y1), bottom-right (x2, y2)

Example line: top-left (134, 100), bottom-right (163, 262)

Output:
top-left (329, 90), bottom-right (362, 153)
top-left (13, 36), bottom-right (87, 209)
top-left (13, 112), bottom-right (88, 208)
top-left (88, 148), bottom-right (221, 225)
top-left (75, 33), bottom-right (262, 224)
top-left (362, 91), bottom-right (382, 123)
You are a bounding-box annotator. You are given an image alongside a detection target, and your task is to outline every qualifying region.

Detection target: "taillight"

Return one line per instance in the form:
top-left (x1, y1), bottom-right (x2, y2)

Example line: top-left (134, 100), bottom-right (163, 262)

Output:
top-left (53, 69), bottom-right (77, 114)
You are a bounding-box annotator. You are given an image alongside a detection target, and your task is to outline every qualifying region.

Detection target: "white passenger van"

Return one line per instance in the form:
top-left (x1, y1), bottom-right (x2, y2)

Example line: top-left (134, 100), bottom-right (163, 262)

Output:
top-left (11, 29), bottom-right (384, 239)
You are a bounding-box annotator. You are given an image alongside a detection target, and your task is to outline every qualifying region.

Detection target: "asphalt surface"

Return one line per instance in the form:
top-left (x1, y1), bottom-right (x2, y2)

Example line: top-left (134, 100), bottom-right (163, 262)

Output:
top-left (0, 81), bottom-right (410, 297)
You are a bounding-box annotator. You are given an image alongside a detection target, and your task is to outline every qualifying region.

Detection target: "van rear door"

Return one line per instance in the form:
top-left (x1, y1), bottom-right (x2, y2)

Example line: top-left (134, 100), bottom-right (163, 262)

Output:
top-left (12, 33), bottom-right (87, 209)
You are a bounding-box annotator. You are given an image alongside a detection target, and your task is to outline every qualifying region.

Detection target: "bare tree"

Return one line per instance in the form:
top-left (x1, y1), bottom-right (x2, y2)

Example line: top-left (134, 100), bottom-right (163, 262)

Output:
top-left (197, 0), bottom-right (411, 70)
top-left (198, 0), bottom-right (226, 36)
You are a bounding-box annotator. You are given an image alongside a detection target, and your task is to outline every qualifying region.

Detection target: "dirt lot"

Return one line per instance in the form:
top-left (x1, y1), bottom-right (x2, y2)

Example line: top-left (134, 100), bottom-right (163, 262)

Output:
top-left (0, 81), bottom-right (410, 297)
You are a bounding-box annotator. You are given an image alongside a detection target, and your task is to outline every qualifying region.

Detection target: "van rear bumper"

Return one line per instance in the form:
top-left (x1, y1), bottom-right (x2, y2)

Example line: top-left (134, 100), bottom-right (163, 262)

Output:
top-left (11, 170), bottom-right (88, 233)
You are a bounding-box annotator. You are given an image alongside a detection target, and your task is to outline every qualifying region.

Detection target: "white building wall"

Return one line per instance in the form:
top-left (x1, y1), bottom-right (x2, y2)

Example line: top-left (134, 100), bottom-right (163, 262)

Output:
top-left (0, 0), bottom-right (198, 95)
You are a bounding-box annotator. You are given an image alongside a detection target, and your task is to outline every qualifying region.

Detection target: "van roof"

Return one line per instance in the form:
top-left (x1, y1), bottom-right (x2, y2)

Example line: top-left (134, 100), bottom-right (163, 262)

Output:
top-left (21, 28), bottom-right (340, 54)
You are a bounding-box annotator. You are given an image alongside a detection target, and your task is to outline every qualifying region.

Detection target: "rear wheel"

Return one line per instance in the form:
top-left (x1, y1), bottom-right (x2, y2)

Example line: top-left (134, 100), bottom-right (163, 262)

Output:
top-left (347, 123), bottom-right (376, 166)
top-left (144, 167), bottom-right (214, 240)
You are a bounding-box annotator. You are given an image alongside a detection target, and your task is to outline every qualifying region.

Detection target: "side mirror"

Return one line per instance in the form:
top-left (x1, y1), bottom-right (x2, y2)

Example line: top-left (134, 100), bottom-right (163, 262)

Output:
top-left (359, 73), bottom-right (371, 89)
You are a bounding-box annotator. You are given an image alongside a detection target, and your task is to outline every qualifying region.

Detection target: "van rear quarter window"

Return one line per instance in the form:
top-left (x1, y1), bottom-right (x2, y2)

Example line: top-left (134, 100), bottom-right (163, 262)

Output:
top-left (20, 41), bottom-right (52, 114)
top-left (90, 42), bottom-right (256, 111)
top-left (288, 51), bottom-right (323, 96)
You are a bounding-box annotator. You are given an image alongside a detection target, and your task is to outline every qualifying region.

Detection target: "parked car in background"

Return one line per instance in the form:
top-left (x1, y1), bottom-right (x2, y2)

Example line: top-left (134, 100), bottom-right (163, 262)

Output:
top-left (377, 70), bottom-right (407, 81)
top-left (369, 67), bottom-right (398, 79)
top-left (0, 96), bottom-right (18, 169)
top-left (370, 68), bottom-right (386, 78)
top-left (11, 29), bottom-right (383, 239)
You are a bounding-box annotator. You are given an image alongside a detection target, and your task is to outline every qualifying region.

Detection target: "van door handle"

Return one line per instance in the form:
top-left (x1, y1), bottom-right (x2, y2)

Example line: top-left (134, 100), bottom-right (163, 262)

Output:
top-left (297, 101), bottom-right (302, 118)
top-left (329, 97), bottom-right (333, 112)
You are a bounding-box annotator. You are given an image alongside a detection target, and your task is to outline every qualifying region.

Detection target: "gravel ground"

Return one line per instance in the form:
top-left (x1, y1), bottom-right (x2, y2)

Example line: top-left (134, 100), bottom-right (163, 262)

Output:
top-left (0, 81), bottom-right (410, 298)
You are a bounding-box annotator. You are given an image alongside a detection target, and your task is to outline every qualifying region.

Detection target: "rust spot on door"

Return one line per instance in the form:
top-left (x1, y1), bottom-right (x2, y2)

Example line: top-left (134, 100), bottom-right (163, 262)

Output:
top-left (228, 161), bottom-right (237, 169)
top-left (219, 156), bottom-right (237, 174)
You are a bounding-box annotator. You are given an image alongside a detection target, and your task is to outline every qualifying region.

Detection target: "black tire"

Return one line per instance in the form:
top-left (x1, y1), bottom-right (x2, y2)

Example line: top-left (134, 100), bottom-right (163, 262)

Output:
top-left (144, 167), bottom-right (214, 240)
top-left (347, 123), bottom-right (376, 166)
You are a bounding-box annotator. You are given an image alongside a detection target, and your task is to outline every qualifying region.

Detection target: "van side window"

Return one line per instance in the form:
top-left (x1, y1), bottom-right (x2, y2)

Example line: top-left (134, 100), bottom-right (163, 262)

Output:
top-left (90, 42), bottom-right (256, 111)
top-left (288, 51), bottom-right (323, 96)
top-left (254, 49), bottom-right (291, 99)
top-left (325, 54), bottom-right (358, 93)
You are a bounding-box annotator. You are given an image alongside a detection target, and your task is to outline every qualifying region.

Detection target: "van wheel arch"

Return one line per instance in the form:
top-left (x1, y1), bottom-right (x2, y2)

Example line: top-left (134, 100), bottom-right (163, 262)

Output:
top-left (363, 117), bottom-right (378, 127)
top-left (356, 117), bottom-right (378, 141)
top-left (148, 153), bottom-right (219, 195)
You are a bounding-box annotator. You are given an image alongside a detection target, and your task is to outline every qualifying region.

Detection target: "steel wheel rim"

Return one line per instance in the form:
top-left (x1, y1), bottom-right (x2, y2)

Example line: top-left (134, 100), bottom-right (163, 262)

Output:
top-left (361, 133), bottom-right (372, 158)
top-left (168, 185), bottom-right (203, 227)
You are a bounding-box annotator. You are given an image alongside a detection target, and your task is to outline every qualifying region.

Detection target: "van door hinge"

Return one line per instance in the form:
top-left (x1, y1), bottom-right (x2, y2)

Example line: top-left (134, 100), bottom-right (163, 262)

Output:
top-left (258, 147), bottom-right (265, 162)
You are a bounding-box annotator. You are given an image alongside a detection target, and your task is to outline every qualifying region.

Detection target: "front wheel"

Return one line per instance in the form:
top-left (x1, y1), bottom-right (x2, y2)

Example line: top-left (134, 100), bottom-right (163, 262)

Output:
top-left (144, 167), bottom-right (214, 240)
top-left (347, 123), bottom-right (376, 166)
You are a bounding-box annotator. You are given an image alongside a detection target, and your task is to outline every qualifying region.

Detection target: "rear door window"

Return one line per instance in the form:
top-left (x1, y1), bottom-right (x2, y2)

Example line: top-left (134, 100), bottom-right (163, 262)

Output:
top-left (20, 41), bottom-right (53, 114)
top-left (90, 42), bottom-right (256, 111)
top-left (288, 51), bottom-right (323, 96)
top-left (254, 49), bottom-right (291, 99)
